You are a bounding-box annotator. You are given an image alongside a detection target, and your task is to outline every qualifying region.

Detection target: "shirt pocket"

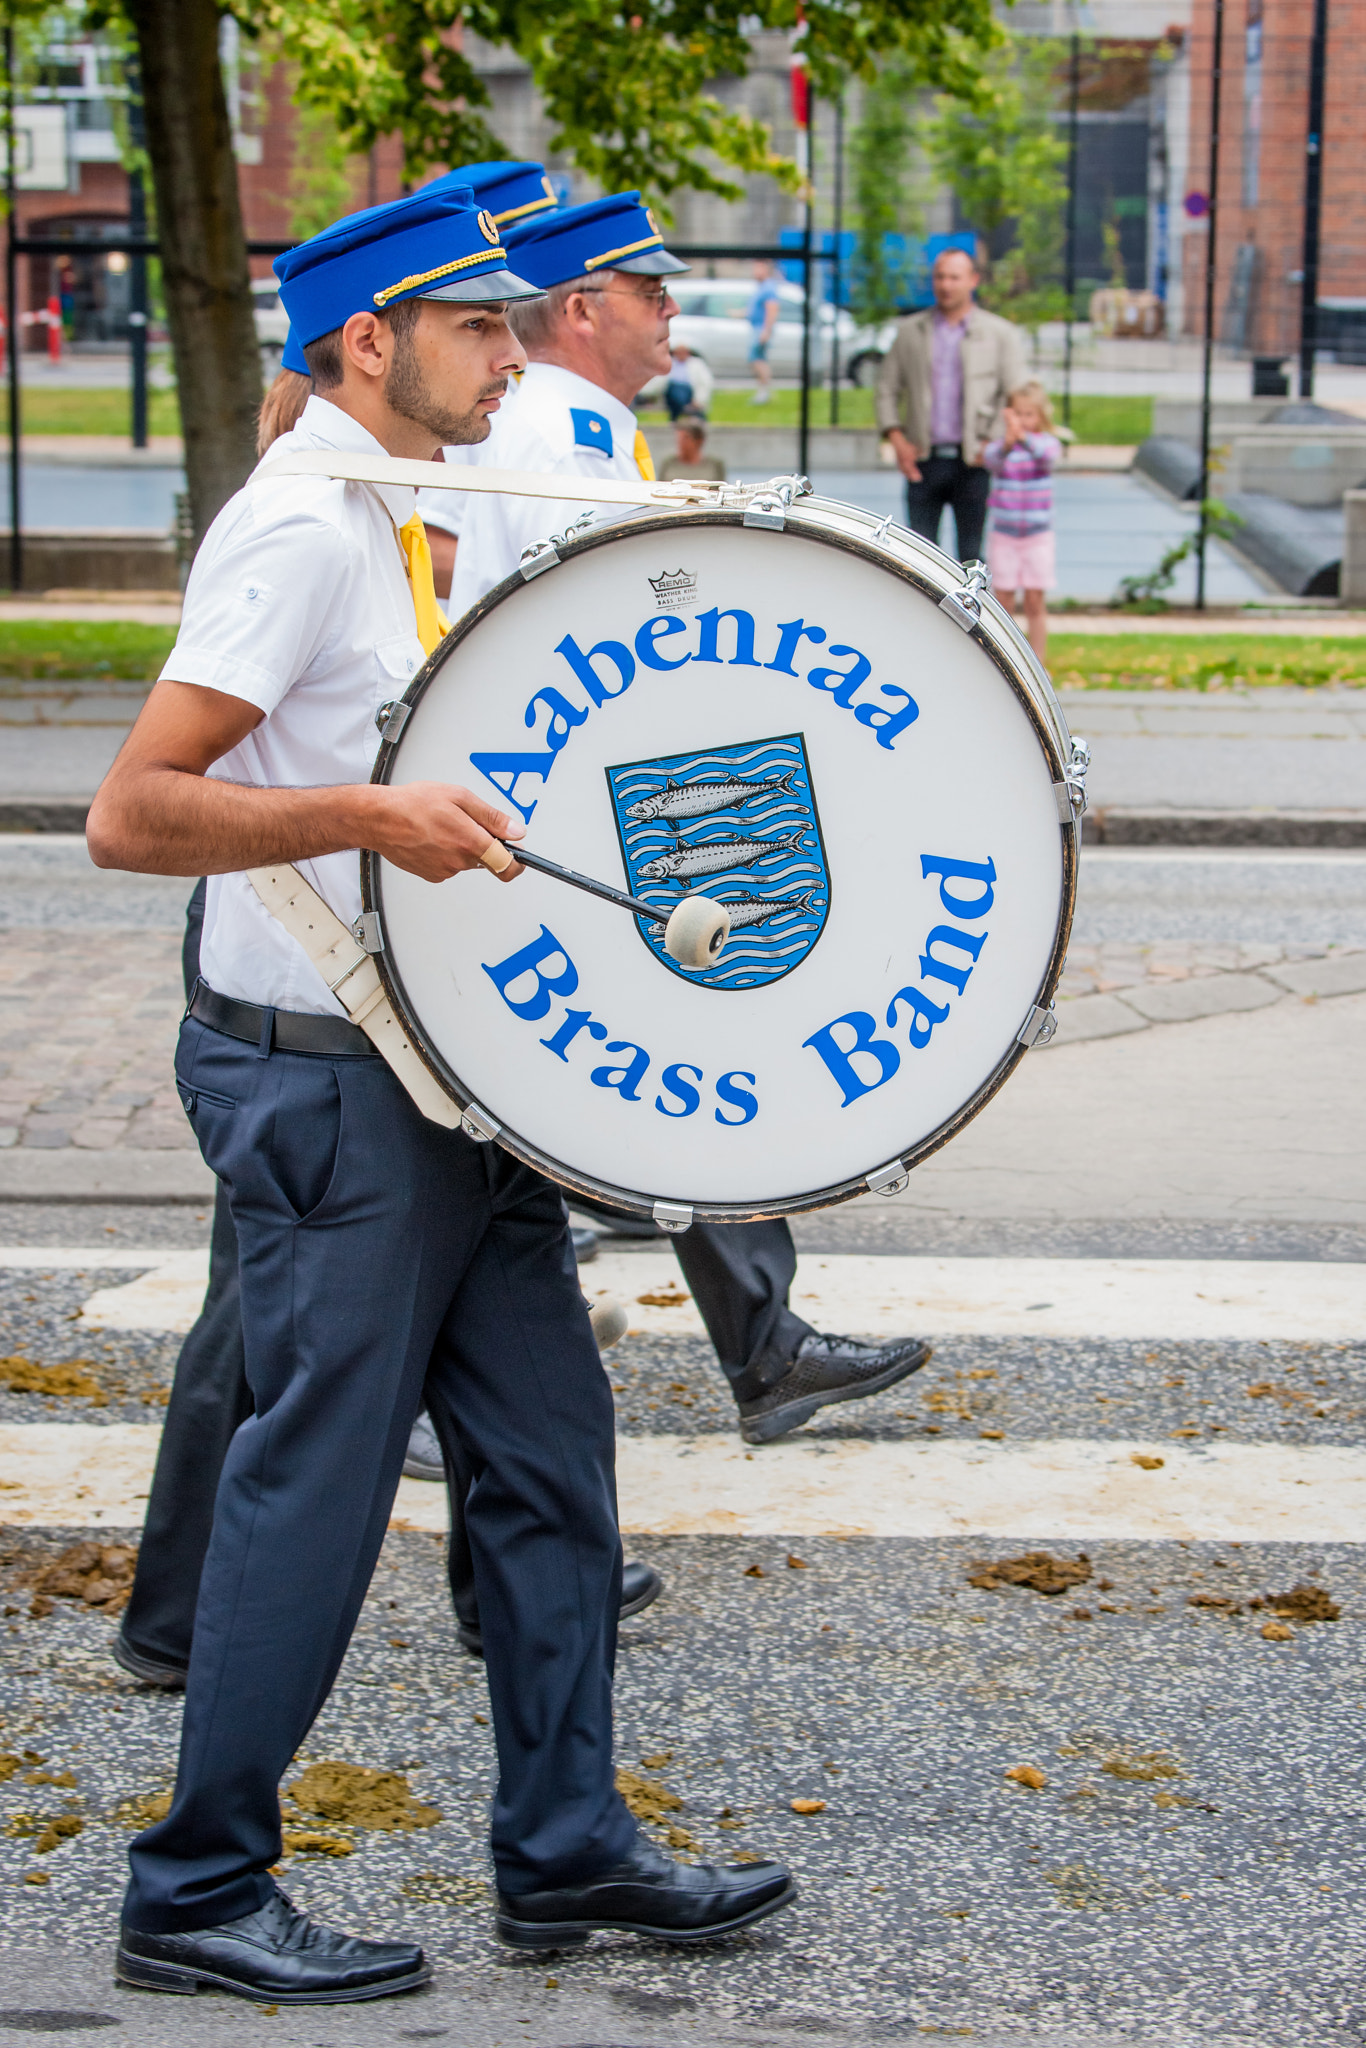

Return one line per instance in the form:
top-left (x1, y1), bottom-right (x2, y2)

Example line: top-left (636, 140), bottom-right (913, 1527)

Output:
top-left (369, 633), bottom-right (426, 762)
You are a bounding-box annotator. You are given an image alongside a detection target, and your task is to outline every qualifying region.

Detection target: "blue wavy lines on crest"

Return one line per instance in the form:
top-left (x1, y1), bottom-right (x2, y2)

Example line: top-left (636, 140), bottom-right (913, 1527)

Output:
top-left (605, 732), bottom-right (830, 990)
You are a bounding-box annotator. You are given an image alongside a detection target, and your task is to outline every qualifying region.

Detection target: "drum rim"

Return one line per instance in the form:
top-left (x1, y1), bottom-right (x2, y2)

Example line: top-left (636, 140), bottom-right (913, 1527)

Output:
top-left (363, 502), bottom-right (1079, 1222)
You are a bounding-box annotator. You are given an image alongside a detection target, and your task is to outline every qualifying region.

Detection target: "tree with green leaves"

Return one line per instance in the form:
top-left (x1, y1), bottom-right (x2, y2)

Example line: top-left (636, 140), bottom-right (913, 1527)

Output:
top-left (847, 55), bottom-right (921, 327)
top-left (923, 33), bottom-right (1068, 330)
top-left (69, 0), bottom-right (997, 541)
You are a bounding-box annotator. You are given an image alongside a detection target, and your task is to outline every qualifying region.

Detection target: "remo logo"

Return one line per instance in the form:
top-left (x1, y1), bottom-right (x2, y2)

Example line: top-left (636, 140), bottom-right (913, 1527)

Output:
top-left (605, 732), bottom-right (830, 991)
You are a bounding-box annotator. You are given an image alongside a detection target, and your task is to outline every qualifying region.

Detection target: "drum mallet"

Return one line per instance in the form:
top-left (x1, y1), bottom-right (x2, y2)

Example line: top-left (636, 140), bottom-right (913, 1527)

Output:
top-left (478, 839), bottom-right (730, 970)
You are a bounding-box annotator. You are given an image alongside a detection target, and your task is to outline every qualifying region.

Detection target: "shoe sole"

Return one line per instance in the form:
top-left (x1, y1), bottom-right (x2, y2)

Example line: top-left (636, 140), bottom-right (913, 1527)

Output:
top-left (459, 1568), bottom-right (665, 1659)
top-left (111, 1635), bottom-right (187, 1691)
top-left (740, 1344), bottom-right (932, 1446)
top-left (495, 1877), bottom-right (797, 1950)
top-left (115, 1950), bottom-right (432, 2004)
top-left (401, 1459), bottom-right (445, 1483)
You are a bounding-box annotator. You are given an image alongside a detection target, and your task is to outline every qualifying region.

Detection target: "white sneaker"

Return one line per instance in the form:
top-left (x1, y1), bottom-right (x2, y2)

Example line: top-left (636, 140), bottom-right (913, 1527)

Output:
top-left (402, 1407), bottom-right (444, 1483)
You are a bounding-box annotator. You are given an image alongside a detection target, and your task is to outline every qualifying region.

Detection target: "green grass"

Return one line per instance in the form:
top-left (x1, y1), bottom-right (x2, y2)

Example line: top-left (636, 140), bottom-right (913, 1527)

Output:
top-left (641, 386), bottom-right (1151, 442)
top-left (0, 621), bottom-right (176, 680)
top-left (1048, 393), bottom-right (1152, 445)
top-left (1, 622), bottom-right (1358, 692)
top-left (17, 386), bottom-right (182, 438)
top-left (639, 387), bottom-right (878, 429)
top-left (1048, 632), bottom-right (1366, 690)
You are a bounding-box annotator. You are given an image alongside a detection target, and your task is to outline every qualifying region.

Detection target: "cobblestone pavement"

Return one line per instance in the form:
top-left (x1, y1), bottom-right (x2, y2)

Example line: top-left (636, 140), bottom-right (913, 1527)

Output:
top-left (0, 932), bottom-right (191, 1153)
top-left (2, 927), bottom-right (1363, 1157)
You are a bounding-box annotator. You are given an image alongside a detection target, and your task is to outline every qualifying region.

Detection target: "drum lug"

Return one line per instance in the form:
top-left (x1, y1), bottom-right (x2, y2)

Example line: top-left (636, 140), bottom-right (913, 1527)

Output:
top-left (938, 560), bottom-right (991, 633)
top-left (866, 1159), bottom-right (911, 1198)
top-left (652, 1201), bottom-right (693, 1233)
top-left (519, 538), bottom-right (561, 579)
top-left (743, 492), bottom-right (788, 532)
top-left (375, 699), bottom-right (411, 742)
top-left (742, 474), bottom-right (810, 532)
top-left (351, 911), bottom-right (384, 955)
top-left (1054, 735), bottom-right (1091, 821)
top-left (460, 1102), bottom-right (501, 1143)
top-left (1017, 1003), bottom-right (1059, 1049)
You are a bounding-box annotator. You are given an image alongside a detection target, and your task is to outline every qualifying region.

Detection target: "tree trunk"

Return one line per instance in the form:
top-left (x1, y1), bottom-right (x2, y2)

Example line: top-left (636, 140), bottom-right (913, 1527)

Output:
top-left (123, 0), bottom-right (261, 546)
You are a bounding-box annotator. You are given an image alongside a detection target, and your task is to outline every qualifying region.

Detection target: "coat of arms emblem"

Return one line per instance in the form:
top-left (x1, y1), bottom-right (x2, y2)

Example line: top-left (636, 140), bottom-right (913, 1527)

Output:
top-left (605, 732), bottom-right (830, 990)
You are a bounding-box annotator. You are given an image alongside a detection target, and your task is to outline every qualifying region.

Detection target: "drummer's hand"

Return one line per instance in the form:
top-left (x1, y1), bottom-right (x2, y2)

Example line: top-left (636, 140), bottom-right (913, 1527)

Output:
top-left (887, 429), bottom-right (921, 483)
top-left (368, 783), bottom-right (525, 883)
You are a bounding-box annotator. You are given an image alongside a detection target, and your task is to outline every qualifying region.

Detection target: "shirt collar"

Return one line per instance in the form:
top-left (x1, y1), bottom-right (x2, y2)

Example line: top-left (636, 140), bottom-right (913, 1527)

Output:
top-left (933, 305), bottom-right (972, 333)
top-left (521, 360), bottom-right (641, 443)
top-left (262, 393), bottom-right (417, 525)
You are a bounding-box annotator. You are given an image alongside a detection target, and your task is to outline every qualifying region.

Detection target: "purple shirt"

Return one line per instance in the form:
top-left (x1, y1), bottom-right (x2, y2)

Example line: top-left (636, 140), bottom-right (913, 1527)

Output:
top-left (982, 431), bottom-right (1061, 536)
top-left (929, 311), bottom-right (968, 444)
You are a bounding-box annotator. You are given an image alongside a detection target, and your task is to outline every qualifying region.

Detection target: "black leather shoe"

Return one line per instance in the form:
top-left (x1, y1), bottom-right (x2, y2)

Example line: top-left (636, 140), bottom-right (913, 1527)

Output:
top-left (457, 1559), bottom-right (664, 1659)
top-left (112, 1630), bottom-right (186, 1691)
top-left (116, 1888), bottom-right (431, 2004)
top-left (738, 1332), bottom-right (932, 1445)
top-left (496, 1831), bottom-right (795, 1948)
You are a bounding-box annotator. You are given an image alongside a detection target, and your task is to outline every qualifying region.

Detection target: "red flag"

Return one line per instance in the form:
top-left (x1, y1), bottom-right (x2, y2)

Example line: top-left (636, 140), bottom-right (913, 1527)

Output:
top-left (790, 3), bottom-right (809, 129)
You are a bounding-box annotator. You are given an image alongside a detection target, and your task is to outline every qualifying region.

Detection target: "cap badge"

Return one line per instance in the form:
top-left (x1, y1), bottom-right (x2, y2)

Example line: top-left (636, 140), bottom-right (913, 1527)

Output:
top-left (477, 209), bottom-right (500, 244)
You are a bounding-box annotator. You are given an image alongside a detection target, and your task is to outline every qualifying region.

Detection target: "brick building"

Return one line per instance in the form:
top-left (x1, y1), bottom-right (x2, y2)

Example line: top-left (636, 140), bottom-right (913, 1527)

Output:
top-left (1180, 0), bottom-right (1366, 354)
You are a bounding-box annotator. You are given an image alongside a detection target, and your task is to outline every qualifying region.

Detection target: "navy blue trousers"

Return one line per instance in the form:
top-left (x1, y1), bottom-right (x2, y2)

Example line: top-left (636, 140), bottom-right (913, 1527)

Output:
top-left (124, 1017), bottom-right (634, 1933)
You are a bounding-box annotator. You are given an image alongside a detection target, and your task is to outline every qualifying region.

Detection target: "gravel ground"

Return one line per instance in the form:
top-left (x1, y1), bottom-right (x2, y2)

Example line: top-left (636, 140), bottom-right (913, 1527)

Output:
top-left (0, 1526), bottom-right (1359, 2045)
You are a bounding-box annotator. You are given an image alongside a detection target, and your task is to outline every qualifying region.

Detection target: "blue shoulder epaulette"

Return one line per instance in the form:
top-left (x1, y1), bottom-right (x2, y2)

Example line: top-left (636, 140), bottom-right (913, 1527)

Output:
top-left (570, 408), bottom-right (613, 457)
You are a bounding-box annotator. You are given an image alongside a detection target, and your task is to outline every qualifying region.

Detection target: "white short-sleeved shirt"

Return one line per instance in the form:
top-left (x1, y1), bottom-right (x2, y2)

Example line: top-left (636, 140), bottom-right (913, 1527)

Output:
top-left (164, 394), bottom-right (427, 1016)
top-left (448, 362), bottom-right (645, 617)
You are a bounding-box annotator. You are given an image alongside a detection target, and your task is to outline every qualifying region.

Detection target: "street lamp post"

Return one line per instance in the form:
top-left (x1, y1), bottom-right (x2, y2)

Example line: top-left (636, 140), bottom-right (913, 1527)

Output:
top-left (1195, 0), bottom-right (1225, 613)
top-left (1062, 29), bottom-right (1081, 431)
top-left (1297, 0), bottom-right (1328, 401)
top-left (5, 20), bottom-right (20, 596)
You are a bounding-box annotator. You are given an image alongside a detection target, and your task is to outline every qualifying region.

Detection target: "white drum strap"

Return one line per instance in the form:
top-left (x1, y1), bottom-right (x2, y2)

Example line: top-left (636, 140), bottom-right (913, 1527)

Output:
top-left (247, 864), bottom-right (460, 1131)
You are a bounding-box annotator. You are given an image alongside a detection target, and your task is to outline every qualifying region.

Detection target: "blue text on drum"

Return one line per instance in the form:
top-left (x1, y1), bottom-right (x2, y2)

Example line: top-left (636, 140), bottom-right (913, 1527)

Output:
top-left (468, 605), bottom-right (920, 826)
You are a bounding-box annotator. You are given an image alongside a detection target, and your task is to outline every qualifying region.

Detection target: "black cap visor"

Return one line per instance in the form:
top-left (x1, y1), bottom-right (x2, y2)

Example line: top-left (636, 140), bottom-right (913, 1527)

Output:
top-left (611, 247), bottom-right (691, 277)
top-left (418, 268), bottom-right (545, 305)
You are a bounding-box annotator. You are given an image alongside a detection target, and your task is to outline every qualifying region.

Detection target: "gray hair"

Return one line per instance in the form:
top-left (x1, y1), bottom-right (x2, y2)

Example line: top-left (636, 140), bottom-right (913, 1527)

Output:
top-left (508, 272), bottom-right (597, 350)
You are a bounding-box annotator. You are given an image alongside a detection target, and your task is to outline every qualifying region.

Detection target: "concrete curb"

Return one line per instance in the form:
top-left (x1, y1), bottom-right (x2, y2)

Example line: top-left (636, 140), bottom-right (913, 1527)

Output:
top-left (0, 1150), bottom-right (213, 1203)
top-left (1082, 806), bottom-right (1366, 847)
top-left (0, 798), bottom-right (89, 832)
top-left (9, 800), bottom-right (1366, 847)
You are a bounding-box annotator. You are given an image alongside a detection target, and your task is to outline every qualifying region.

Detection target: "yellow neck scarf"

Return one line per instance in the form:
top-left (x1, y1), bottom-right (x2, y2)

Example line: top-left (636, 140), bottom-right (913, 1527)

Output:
top-left (397, 513), bottom-right (449, 656)
top-left (633, 429), bottom-right (656, 482)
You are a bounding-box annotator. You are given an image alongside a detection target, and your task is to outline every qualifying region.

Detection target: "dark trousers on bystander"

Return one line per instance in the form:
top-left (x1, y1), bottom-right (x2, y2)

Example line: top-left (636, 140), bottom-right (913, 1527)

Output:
top-left (903, 455), bottom-right (991, 564)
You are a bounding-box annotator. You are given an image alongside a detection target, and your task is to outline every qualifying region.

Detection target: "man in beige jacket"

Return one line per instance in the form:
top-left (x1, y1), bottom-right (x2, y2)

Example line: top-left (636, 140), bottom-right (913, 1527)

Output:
top-left (876, 246), bottom-right (1028, 563)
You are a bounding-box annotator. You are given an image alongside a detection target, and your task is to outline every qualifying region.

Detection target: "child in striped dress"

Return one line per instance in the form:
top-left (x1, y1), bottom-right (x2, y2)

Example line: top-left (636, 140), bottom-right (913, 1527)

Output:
top-left (983, 381), bottom-right (1062, 665)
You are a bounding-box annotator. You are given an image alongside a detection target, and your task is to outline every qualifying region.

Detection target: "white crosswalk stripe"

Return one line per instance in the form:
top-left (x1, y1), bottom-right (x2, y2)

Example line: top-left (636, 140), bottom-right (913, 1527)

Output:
top-left (3, 1244), bottom-right (1361, 1344)
top-left (0, 1424), bottom-right (1362, 1543)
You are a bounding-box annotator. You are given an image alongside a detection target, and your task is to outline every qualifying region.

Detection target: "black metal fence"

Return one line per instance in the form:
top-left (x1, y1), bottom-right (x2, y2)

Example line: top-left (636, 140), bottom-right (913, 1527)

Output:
top-left (2, 227), bottom-right (825, 593)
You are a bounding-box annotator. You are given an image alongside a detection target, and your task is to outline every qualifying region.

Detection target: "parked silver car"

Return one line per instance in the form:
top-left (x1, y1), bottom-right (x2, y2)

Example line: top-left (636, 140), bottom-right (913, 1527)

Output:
top-left (647, 277), bottom-right (890, 387)
top-left (252, 278), bottom-right (289, 373)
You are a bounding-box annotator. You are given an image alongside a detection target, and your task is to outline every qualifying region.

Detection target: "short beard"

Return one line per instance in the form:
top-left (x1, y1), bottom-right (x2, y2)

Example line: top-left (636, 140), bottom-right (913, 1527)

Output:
top-left (385, 320), bottom-right (505, 447)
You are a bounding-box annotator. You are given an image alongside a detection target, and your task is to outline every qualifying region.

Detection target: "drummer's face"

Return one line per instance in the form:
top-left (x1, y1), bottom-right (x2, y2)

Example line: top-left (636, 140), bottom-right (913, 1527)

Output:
top-left (388, 299), bottom-right (527, 449)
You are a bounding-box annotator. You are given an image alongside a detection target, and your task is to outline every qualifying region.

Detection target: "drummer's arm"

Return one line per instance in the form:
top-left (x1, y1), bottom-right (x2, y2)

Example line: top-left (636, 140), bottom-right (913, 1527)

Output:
top-left (86, 678), bottom-right (520, 885)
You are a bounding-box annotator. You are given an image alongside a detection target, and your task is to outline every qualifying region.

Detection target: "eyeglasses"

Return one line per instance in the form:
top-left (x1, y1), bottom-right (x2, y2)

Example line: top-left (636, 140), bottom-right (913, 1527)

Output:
top-left (579, 283), bottom-right (672, 311)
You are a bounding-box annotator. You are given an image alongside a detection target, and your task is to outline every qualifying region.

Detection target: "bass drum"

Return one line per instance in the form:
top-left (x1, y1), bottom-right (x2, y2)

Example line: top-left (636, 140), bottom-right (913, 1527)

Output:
top-left (364, 491), bottom-right (1085, 1224)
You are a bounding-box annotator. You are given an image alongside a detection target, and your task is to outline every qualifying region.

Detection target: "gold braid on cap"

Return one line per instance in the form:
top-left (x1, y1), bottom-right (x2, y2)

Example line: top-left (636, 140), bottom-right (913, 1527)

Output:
top-left (372, 246), bottom-right (508, 307)
top-left (582, 232), bottom-right (664, 271)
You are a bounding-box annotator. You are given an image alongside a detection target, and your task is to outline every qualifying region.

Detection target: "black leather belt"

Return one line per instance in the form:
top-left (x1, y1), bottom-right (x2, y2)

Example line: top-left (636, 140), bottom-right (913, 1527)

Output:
top-left (188, 980), bottom-right (374, 1057)
top-left (929, 442), bottom-right (963, 460)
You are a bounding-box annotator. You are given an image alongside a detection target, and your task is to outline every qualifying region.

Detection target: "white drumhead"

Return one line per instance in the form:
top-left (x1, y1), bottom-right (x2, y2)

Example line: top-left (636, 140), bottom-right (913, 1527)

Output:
top-left (373, 510), bottom-right (1073, 1214)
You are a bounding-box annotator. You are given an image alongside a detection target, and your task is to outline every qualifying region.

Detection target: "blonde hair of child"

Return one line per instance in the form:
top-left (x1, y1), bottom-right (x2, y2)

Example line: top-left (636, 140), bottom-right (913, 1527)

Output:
top-left (1007, 381), bottom-right (1054, 431)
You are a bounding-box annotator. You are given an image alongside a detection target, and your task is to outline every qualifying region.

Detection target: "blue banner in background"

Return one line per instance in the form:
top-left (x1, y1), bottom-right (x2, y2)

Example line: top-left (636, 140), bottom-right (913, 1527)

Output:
top-left (778, 228), bottom-right (978, 311)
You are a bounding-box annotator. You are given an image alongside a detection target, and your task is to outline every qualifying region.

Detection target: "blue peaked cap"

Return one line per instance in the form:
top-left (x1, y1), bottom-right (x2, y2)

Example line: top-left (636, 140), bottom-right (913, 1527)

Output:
top-left (275, 176), bottom-right (542, 374)
top-left (503, 190), bottom-right (689, 289)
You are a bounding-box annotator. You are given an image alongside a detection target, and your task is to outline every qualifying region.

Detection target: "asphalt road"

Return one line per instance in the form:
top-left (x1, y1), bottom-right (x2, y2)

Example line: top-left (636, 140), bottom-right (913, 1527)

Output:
top-left (3, 833), bottom-right (1366, 948)
top-left (0, 769), bottom-right (1361, 2044)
